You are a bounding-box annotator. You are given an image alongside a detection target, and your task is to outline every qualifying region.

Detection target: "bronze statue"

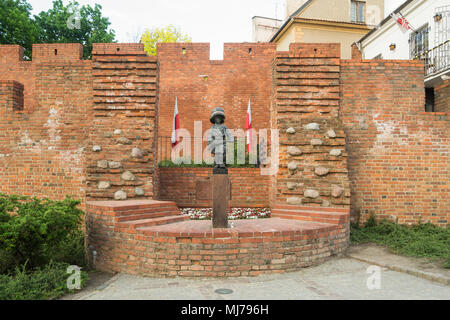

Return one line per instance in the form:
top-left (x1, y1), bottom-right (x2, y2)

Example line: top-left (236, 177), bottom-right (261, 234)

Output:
top-left (207, 107), bottom-right (234, 169)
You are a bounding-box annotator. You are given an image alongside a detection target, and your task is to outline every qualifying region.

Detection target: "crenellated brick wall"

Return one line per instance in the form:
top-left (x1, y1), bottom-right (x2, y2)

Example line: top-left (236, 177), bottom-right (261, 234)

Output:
top-left (0, 44), bottom-right (92, 208)
top-left (340, 59), bottom-right (449, 226)
top-left (271, 43), bottom-right (351, 209)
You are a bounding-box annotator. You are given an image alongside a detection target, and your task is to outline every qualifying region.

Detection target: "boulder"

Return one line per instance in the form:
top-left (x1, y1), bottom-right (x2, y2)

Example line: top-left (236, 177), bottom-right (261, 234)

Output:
top-left (304, 189), bottom-right (320, 199)
top-left (286, 127), bottom-right (296, 134)
top-left (121, 171), bottom-right (136, 181)
top-left (114, 190), bottom-right (127, 200)
top-left (305, 123), bottom-right (320, 130)
top-left (108, 161), bottom-right (122, 169)
top-left (287, 146), bottom-right (302, 156)
top-left (330, 149), bottom-right (342, 156)
top-left (315, 167), bottom-right (330, 176)
top-left (332, 185), bottom-right (344, 198)
top-left (135, 187), bottom-right (145, 196)
top-left (97, 160), bottom-right (108, 169)
top-left (326, 129), bottom-right (337, 138)
top-left (98, 181), bottom-right (111, 190)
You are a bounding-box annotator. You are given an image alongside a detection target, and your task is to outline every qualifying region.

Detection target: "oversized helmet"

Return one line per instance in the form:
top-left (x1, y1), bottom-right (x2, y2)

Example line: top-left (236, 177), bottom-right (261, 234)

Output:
top-left (210, 107), bottom-right (226, 124)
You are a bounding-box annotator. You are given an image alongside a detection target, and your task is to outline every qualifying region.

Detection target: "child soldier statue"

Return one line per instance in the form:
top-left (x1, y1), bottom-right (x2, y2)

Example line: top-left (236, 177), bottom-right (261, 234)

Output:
top-left (207, 107), bottom-right (234, 169)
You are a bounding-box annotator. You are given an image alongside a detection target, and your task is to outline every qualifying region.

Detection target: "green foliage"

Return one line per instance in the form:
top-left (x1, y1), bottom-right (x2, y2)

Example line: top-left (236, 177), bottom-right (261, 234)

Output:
top-left (0, 261), bottom-right (88, 300)
top-left (0, 0), bottom-right (115, 59)
top-left (365, 211), bottom-right (377, 228)
top-left (141, 25), bottom-right (191, 56)
top-left (351, 219), bottom-right (450, 268)
top-left (159, 140), bottom-right (263, 168)
top-left (0, 0), bottom-right (39, 58)
top-left (34, 0), bottom-right (116, 58)
top-left (0, 194), bottom-right (85, 273)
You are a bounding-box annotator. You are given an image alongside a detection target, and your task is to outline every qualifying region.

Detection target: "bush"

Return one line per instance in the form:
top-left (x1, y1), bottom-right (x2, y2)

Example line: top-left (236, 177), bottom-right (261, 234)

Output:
top-left (0, 194), bottom-right (85, 273)
top-left (0, 261), bottom-right (88, 300)
top-left (351, 218), bottom-right (450, 268)
top-left (159, 140), bottom-right (264, 168)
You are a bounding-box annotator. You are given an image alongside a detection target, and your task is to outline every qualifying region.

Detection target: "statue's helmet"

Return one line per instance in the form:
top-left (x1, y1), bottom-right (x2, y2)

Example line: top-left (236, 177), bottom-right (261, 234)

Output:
top-left (210, 107), bottom-right (225, 124)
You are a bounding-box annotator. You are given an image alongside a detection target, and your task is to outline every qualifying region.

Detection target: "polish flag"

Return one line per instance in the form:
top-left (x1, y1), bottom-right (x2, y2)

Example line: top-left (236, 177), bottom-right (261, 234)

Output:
top-left (391, 12), bottom-right (411, 31)
top-left (246, 99), bottom-right (252, 153)
top-left (171, 97), bottom-right (180, 148)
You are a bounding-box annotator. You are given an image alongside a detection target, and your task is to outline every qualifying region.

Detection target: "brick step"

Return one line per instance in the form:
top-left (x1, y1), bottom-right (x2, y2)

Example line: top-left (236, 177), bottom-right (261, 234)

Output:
top-left (273, 205), bottom-right (349, 213)
top-left (123, 215), bottom-right (190, 229)
top-left (117, 210), bottom-right (181, 222)
top-left (271, 208), bottom-right (347, 218)
top-left (117, 204), bottom-right (179, 217)
top-left (271, 205), bottom-right (349, 225)
top-left (271, 213), bottom-right (344, 225)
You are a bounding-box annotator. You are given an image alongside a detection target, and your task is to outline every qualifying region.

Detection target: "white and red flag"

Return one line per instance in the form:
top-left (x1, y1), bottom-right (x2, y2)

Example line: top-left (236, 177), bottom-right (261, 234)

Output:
top-left (391, 12), bottom-right (411, 31)
top-left (171, 97), bottom-right (180, 148)
top-left (245, 99), bottom-right (252, 153)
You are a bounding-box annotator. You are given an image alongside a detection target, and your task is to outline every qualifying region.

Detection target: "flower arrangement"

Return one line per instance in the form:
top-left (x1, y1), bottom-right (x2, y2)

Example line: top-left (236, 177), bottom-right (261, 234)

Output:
top-left (181, 208), bottom-right (271, 220)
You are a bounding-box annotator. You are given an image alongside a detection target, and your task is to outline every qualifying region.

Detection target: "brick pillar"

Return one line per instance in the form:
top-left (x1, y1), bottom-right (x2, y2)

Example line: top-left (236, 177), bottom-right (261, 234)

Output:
top-left (271, 43), bottom-right (350, 208)
top-left (87, 44), bottom-right (159, 201)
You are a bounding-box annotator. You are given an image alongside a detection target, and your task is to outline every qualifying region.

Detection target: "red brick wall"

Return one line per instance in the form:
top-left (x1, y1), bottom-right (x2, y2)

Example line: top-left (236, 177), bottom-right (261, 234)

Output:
top-left (87, 43), bottom-right (159, 201)
top-left (271, 43), bottom-right (351, 209)
top-left (157, 43), bottom-right (276, 155)
top-left (86, 200), bottom-right (348, 277)
top-left (434, 79), bottom-right (449, 113)
top-left (0, 44), bottom-right (92, 208)
top-left (159, 167), bottom-right (270, 208)
top-left (340, 59), bottom-right (449, 226)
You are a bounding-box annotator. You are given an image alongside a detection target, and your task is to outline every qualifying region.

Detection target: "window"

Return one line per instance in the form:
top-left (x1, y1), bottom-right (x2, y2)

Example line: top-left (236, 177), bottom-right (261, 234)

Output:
top-left (410, 24), bottom-right (429, 58)
top-left (351, 1), bottom-right (365, 23)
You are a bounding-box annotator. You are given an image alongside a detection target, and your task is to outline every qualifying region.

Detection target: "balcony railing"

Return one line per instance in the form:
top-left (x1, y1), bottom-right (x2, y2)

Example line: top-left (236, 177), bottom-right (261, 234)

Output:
top-left (414, 40), bottom-right (449, 78)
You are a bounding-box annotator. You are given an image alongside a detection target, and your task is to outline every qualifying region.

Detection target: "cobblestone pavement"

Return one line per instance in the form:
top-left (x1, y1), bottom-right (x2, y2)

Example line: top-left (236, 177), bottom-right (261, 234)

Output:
top-left (69, 257), bottom-right (450, 300)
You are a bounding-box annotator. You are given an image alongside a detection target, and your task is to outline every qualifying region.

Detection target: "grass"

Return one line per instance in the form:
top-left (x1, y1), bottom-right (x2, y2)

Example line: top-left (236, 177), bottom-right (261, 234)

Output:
top-left (351, 215), bottom-right (450, 269)
top-left (0, 261), bottom-right (88, 300)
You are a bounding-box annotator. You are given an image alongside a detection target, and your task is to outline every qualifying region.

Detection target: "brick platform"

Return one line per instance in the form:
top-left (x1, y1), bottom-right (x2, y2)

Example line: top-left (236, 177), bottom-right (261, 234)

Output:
top-left (86, 200), bottom-right (349, 277)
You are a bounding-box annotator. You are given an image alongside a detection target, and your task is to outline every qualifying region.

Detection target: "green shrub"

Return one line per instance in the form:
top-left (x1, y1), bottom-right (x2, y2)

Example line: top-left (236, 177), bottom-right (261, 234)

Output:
top-left (159, 140), bottom-right (264, 168)
top-left (0, 194), bottom-right (85, 273)
top-left (0, 261), bottom-right (88, 300)
top-left (351, 219), bottom-right (450, 268)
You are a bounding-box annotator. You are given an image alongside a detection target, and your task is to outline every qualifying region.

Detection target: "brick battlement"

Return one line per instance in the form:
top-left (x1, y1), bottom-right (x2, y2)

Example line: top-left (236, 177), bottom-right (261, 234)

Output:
top-left (277, 43), bottom-right (341, 58)
top-left (157, 42), bottom-right (277, 62)
top-left (32, 43), bottom-right (83, 62)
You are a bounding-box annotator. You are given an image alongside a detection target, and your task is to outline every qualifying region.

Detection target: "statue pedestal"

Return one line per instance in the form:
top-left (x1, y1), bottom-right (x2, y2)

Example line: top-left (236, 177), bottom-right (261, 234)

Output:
top-left (212, 167), bottom-right (230, 228)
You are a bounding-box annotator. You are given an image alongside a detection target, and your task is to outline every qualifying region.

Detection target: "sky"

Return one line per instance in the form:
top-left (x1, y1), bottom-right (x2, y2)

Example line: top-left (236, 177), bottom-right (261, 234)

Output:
top-left (27, 0), bottom-right (287, 59)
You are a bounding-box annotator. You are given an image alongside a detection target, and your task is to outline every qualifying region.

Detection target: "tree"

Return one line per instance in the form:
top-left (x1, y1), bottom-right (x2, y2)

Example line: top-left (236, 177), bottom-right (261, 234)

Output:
top-left (0, 0), bottom-right (39, 58)
top-left (141, 25), bottom-right (191, 56)
top-left (34, 0), bottom-right (116, 59)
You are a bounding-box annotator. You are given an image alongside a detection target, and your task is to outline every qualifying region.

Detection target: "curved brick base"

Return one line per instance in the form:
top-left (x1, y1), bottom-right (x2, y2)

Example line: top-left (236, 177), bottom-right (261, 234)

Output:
top-left (86, 201), bottom-right (349, 277)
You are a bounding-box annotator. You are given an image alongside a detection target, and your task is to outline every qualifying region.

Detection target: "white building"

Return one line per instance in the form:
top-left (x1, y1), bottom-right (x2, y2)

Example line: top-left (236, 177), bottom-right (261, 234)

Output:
top-left (356, 0), bottom-right (449, 111)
